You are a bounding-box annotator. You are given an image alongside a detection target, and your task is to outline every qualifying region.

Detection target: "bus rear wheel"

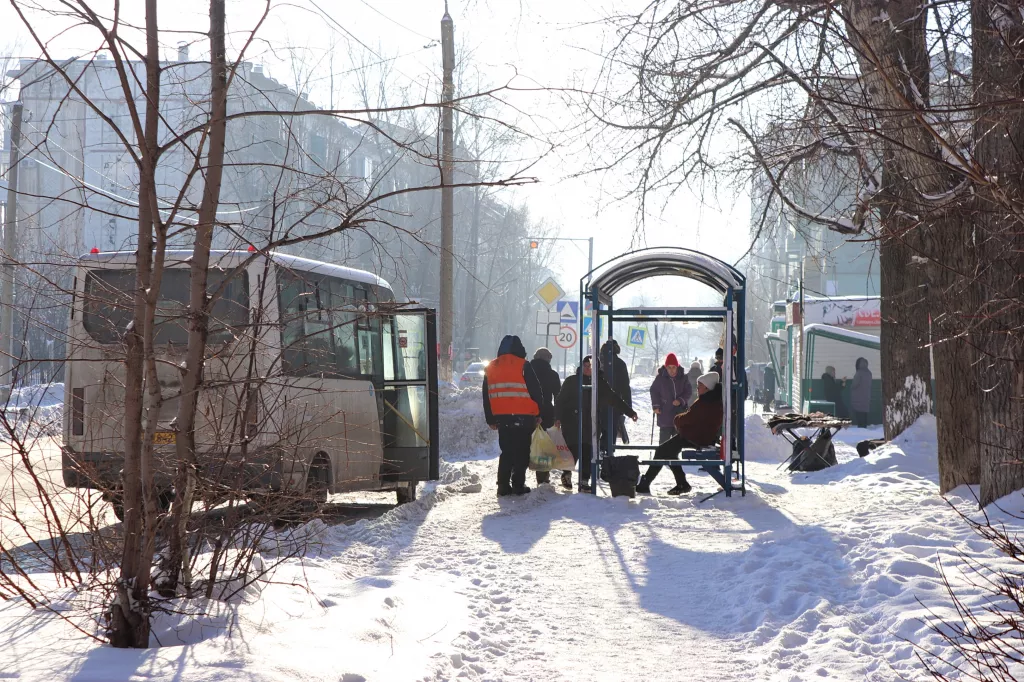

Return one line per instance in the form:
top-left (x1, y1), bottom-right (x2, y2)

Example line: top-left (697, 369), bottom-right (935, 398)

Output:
top-left (396, 482), bottom-right (417, 505)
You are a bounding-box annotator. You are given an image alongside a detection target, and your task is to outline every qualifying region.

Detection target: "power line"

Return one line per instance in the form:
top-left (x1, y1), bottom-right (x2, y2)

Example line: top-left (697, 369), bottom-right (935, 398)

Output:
top-left (353, 0), bottom-right (437, 42)
top-left (307, 0), bottom-right (436, 95)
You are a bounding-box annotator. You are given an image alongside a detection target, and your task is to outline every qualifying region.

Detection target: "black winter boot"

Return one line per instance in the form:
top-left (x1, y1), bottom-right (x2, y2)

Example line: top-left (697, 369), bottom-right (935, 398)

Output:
top-left (667, 481), bottom-right (692, 495)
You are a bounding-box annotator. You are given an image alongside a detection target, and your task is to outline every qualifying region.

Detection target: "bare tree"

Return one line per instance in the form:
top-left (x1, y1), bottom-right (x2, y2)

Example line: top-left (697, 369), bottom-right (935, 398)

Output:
top-left (3, 0), bottom-right (539, 649)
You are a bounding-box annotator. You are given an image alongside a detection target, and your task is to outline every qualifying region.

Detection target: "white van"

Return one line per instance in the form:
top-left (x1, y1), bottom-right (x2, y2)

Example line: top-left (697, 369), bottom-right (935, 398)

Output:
top-left (61, 250), bottom-right (439, 516)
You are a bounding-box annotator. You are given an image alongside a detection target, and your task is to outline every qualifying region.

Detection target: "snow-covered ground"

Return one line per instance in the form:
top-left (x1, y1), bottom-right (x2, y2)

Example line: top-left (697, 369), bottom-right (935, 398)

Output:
top-left (0, 377), bottom-right (1020, 681)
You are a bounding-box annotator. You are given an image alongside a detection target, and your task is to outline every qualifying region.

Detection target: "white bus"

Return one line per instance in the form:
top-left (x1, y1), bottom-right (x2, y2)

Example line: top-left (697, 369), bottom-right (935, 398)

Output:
top-left (61, 250), bottom-right (439, 516)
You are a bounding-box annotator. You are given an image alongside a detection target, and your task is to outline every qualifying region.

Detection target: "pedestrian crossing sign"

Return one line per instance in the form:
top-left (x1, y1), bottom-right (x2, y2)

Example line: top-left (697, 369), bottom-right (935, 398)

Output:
top-left (626, 326), bottom-right (646, 348)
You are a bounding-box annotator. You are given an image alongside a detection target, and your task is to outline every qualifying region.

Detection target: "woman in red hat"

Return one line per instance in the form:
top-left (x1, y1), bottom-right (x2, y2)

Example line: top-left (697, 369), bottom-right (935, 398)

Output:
top-left (649, 353), bottom-right (691, 445)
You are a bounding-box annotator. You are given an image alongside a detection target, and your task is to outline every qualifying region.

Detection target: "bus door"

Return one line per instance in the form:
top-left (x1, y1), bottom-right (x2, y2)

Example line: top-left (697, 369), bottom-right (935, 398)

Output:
top-left (380, 309), bottom-right (439, 482)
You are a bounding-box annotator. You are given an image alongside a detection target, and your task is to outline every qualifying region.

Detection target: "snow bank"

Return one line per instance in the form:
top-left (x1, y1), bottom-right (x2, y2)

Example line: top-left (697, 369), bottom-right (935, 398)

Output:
top-left (743, 412), bottom-right (792, 463)
top-left (438, 385), bottom-right (496, 461)
top-left (8, 382), bottom-right (64, 408)
top-left (2, 381), bottom-right (63, 439)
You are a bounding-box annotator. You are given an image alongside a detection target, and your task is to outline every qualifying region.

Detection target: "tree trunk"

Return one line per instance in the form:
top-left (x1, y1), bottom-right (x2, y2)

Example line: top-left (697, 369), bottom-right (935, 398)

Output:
top-left (930, 212), bottom-right (981, 493)
top-left (164, 0), bottom-right (229, 594)
top-left (973, 0), bottom-right (1024, 506)
top-left (110, 0), bottom-right (162, 648)
top-left (878, 205), bottom-right (933, 441)
top-left (843, 0), bottom-right (982, 491)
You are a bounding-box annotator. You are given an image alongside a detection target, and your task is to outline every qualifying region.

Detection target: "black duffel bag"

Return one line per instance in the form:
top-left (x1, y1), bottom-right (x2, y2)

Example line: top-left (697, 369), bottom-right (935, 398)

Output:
top-left (601, 455), bottom-right (640, 498)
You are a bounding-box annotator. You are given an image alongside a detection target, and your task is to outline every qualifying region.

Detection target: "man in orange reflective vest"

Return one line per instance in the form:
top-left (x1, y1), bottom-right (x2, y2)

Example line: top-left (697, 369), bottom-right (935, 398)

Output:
top-left (483, 335), bottom-right (544, 496)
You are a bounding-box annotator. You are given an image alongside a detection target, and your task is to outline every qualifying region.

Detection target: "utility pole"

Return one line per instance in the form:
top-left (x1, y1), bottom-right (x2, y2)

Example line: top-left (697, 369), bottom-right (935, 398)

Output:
top-left (439, 3), bottom-right (455, 382)
top-left (1, 102), bottom-right (23, 382)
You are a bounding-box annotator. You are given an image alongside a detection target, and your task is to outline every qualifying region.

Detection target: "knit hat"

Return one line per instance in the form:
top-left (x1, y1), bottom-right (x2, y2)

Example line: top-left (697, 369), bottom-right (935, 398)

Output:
top-left (690, 361), bottom-right (702, 371)
top-left (697, 371), bottom-right (720, 391)
top-left (534, 347), bottom-right (553, 362)
top-left (664, 353), bottom-right (679, 367)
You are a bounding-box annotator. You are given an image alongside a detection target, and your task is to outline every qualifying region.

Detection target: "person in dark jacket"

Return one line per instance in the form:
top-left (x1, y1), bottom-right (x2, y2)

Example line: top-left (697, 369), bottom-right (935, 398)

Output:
top-left (482, 335), bottom-right (544, 496)
top-left (555, 355), bottom-right (638, 492)
top-left (650, 353), bottom-right (691, 444)
top-left (850, 358), bottom-right (872, 428)
top-left (762, 364), bottom-right (776, 412)
top-left (821, 365), bottom-right (846, 417)
top-left (601, 340), bottom-right (633, 445)
top-left (529, 347), bottom-right (562, 485)
top-left (637, 372), bottom-right (724, 496)
top-left (710, 348), bottom-right (724, 378)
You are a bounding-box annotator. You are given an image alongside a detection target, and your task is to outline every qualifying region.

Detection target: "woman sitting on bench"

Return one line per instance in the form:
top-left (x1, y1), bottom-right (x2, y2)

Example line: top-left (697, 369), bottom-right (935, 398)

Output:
top-left (636, 372), bottom-right (724, 495)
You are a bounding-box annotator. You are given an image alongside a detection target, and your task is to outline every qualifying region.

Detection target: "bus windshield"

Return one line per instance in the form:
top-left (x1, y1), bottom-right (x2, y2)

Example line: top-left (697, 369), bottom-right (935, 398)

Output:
top-left (83, 268), bottom-right (249, 345)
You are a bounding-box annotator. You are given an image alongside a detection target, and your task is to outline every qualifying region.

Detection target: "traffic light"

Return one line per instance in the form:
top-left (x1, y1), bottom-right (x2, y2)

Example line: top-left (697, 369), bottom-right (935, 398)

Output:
top-left (529, 239), bottom-right (539, 249)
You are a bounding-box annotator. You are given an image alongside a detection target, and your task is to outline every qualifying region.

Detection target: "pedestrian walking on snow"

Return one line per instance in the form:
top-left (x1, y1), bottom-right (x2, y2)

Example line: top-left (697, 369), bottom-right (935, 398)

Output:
top-left (529, 347), bottom-right (562, 485)
top-left (482, 335), bottom-right (544, 496)
top-left (650, 354), bottom-right (691, 444)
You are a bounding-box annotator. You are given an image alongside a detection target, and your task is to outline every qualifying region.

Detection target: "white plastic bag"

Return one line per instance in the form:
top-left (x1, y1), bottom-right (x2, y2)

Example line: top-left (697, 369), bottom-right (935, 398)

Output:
top-left (548, 427), bottom-right (575, 471)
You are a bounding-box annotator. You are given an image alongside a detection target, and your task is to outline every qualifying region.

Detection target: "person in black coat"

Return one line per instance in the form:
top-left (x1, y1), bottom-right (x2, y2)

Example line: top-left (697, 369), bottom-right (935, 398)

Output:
top-left (555, 355), bottom-right (637, 492)
top-left (710, 348), bottom-right (724, 379)
top-left (530, 347), bottom-right (562, 485)
top-left (601, 340), bottom-right (633, 445)
top-left (821, 365), bottom-right (846, 417)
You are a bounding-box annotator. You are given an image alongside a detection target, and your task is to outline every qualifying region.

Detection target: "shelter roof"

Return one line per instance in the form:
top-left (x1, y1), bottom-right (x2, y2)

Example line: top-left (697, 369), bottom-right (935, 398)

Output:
top-left (585, 248), bottom-right (744, 304)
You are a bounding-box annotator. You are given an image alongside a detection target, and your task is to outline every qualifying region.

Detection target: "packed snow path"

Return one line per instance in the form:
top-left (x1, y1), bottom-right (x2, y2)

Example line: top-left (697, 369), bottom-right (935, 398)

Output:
top-left (0, 377), bottom-right (1016, 681)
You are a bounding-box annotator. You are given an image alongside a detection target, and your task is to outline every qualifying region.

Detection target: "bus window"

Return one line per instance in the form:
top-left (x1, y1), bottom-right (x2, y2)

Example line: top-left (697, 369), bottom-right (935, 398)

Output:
top-left (393, 314), bottom-right (427, 381)
top-left (326, 278), bottom-right (359, 375)
top-left (278, 267), bottom-right (380, 380)
top-left (83, 268), bottom-right (248, 345)
top-left (279, 270), bottom-right (337, 376)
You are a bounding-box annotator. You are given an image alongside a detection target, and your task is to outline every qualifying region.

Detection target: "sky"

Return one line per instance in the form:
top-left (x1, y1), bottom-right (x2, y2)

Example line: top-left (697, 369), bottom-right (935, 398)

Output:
top-left (0, 0), bottom-right (751, 306)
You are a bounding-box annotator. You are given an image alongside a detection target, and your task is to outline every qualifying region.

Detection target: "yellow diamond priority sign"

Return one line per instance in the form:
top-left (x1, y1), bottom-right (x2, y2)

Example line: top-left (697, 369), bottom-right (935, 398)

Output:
top-left (534, 277), bottom-right (565, 309)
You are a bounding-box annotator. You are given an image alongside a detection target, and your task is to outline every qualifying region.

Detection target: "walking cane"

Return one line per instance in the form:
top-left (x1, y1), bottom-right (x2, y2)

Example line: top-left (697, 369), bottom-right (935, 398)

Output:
top-left (650, 415), bottom-right (656, 445)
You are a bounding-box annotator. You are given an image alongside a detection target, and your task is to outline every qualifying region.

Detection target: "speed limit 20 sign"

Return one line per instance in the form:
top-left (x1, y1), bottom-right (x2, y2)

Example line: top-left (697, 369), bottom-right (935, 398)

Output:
top-left (556, 325), bottom-right (577, 349)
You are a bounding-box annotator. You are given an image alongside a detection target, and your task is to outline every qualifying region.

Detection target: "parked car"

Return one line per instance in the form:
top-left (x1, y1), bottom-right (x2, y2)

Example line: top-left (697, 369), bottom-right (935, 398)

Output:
top-left (459, 361), bottom-right (489, 387)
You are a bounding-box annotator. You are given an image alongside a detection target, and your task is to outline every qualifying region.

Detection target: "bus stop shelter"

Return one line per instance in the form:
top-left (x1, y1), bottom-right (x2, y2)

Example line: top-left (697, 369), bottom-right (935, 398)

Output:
top-left (579, 248), bottom-right (747, 497)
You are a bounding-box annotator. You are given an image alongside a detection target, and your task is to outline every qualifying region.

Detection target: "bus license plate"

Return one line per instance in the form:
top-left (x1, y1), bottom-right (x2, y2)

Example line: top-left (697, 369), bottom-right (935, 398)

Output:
top-left (153, 432), bottom-right (176, 445)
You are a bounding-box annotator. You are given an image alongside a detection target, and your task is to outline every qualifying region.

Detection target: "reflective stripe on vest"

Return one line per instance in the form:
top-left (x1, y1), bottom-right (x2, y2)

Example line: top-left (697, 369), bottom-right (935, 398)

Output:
top-left (486, 355), bottom-right (540, 416)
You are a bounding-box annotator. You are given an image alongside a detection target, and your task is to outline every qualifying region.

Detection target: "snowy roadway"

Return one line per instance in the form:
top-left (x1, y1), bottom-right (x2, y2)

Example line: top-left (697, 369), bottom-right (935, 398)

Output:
top-left (0, 377), bottom-right (1018, 681)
